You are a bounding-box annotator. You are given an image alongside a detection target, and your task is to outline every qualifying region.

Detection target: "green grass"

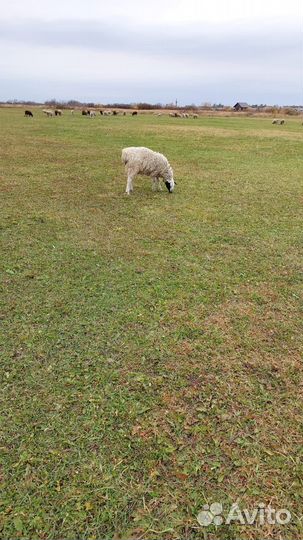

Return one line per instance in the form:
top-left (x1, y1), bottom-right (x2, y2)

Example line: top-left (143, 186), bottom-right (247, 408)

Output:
top-left (0, 108), bottom-right (302, 539)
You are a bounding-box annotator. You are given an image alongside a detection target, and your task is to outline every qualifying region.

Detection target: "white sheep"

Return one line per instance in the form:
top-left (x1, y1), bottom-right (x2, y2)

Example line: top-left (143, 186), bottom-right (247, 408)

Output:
top-left (43, 109), bottom-right (54, 117)
top-left (121, 147), bottom-right (175, 195)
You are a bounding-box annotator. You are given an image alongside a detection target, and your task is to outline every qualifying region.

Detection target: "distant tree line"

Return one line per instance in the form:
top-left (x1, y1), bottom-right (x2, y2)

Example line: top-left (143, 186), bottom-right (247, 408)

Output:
top-left (0, 99), bottom-right (301, 113)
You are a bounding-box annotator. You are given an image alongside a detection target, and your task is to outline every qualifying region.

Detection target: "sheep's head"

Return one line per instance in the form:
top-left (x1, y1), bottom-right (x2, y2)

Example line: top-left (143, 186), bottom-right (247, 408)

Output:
top-left (165, 167), bottom-right (175, 193)
top-left (165, 180), bottom-right (175, 193)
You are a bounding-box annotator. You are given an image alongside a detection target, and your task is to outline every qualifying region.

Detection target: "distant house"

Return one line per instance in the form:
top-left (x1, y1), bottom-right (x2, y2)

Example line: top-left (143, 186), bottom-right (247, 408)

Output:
top-left (233, 102), bottom-right (249, 111)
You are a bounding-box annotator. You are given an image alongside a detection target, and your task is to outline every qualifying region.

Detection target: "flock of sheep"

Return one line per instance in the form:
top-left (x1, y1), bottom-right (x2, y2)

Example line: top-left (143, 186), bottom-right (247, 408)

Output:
top-left (24, 110), bottom-right (290, 124)
top-left (42, 109), bottom-right (63, 117)
top-left (168, 112), bottom-right (198, 118)
top-left (25, 109), bottom-right (64, 117)
top-left (22, 109), bottom-right (293, 196)
top-left (272, 119), bottom-right (285, 125)
top-left (81, 110), bottom-right (137, 117)
top-left (24, 109), bottom-right (139, 118)
top-left (24, 109), bottom-right (198, 118)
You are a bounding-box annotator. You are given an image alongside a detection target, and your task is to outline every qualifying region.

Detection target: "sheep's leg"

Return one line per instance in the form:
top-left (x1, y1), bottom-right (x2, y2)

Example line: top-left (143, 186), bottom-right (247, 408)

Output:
top-left (152, 177), bottom-right (162, 191)
top-left (152, 177), bottom-right (158, 191)
top-left (126, 173), bottom-right (134, 195)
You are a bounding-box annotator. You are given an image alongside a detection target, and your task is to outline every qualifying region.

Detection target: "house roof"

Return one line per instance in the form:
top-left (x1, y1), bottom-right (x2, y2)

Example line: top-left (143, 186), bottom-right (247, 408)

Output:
top-left (234, 102), bottom-right (249, 107)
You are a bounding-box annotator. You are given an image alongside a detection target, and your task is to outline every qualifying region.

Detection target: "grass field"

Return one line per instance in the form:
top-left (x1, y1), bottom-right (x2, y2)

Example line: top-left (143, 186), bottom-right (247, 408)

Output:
top-left (0, 108), bottom-right (302, 539)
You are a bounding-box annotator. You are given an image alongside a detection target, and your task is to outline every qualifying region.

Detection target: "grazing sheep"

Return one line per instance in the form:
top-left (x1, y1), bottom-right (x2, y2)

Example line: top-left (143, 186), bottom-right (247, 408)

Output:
top-left (70, 109), bottom-right (74, 115)
top-left (122, 147), bottom-right (175, 195)
top-left (279, 119), bottom-right (285, 125)
top-left (103, 110), bottom-right (112, 116)
top-left (82, 110), bottom-right (88, 116)
top-left (99, 110), bottom-right (103, 115)
top-left (89, 110), bottom-right (96, 117)
top-left (272, 119), bottom-right (278, 124)
top-left (24, 110), bottom-right (33, 117)
top-left (55, 109), bottom-right (62, 116)
top-left (43, 109), bottom-right (54, 117)
top-left (132, 111), bottom-right (138, 116)
top-left (193, 114), bottom-right (198, 119)
top-left (112, 110), bottom-right (118, 115)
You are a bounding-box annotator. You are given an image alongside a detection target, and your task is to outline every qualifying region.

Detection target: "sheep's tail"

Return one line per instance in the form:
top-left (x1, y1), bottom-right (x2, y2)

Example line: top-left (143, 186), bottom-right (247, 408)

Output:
top-left (121, 149), bottom-right (128, 165)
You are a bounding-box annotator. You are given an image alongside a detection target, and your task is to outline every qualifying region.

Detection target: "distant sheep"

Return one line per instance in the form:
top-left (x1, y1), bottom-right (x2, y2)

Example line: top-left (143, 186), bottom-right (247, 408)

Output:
top-left (193, 114), bottom-right (198, 119)
top-left (43, 109), bottom-right (54, 117)
top-left (272, 119), bottom-right (285, 125)
top-left (89, 111), bottom-right (96, 117)
top-left (82, 110), bottom-right (88, 116)
top-left (132, 111), bottom-right (138, 116)
top-left (103, 110), bottom-right (112, 116)
top-left (24, 110), bottom-right (33, 117)
top-left (122, 147), bottom-right (175, 195)
top-left (55, 109), bottom-right (62, 116)
top-left (272, 119), bottom-right (278, 124)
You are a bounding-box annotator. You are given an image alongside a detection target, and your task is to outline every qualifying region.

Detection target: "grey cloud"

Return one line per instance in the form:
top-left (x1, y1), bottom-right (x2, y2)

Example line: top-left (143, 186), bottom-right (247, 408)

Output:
top-left (0, 18), bottom-right (299, 62)
top-left (1, 17), bottom-right (300, 105)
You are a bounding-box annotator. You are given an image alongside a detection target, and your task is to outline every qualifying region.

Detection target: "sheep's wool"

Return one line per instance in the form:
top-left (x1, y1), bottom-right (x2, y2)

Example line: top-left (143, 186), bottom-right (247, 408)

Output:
top-left (122, 147), bottom-right (174, 193)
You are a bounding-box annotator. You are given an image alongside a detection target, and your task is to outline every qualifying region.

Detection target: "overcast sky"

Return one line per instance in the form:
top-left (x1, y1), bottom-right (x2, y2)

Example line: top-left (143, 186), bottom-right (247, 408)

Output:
top-left (1, 0), bottom-right (301, 105)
